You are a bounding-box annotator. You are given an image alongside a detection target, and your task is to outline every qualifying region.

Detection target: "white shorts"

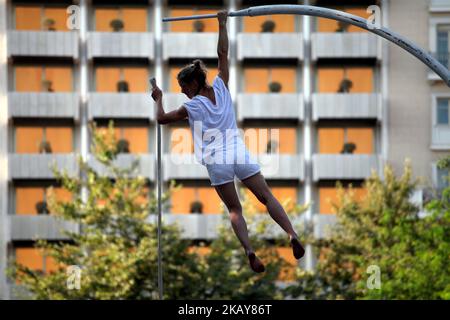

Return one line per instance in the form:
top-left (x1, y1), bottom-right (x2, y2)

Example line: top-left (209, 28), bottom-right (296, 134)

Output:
top-left (205, 149), bottom-right (261, 186)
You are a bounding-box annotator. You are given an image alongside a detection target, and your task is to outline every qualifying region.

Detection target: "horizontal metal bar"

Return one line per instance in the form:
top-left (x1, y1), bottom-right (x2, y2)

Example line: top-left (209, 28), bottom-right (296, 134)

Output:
top-left (161, 4), bottom-right (450, 87)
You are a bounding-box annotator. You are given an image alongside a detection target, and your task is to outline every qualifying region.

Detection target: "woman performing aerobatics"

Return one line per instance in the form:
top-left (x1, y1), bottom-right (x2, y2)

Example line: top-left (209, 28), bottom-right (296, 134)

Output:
top-left (151, 10), bottom-right (304, 273)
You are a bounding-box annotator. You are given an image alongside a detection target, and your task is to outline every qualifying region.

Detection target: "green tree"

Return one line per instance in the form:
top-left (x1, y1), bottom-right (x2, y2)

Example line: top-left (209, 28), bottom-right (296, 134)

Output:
top-left (9, 120), bottom-right (309, 299)
top-left (9, 120), bottom-right (203, 299)
top-left (285, 160), bottom-right (450, 300)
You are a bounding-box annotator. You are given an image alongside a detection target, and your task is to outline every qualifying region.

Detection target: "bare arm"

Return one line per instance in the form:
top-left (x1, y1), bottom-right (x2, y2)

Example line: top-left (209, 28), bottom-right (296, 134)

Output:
top-left (217, 11), bottom-right (229, 87)
top-left (151, 86), bottom-right (188, 124)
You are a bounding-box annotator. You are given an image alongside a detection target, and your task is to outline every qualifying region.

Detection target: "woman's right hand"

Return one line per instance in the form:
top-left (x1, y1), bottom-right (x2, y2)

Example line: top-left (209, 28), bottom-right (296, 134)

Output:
top-left (151, 86), bottom-right (162, 102)
top-left (217, 10), bottom-right (228, 26)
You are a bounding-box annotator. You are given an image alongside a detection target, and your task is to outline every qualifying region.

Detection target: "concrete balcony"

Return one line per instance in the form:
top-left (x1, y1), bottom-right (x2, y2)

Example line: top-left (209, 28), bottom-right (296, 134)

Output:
top-left (162, 33), bottom-right (218, 59)
top-left (311, 33), bottom-right (380, 59)
top-left (162, 93), bottom-right (188, 112)
top-left (8, 93), bottom-right (80, 120)
top-left (163, 154), bottom-right (209, 180)
top-left (9, 215), bottom-right (78, 241)
top-left (88, 93), bottom-right (153, 120)
top-left (88, 154), bottom-right (155, 179)
top-left (237, 33), bottom-right (303, 60)
top-left (257, 154), bottom-right (304, 180)
top-left (431, 126), bottom-right (450, 150)
top-left (87, 32), bottom-right (154, 59)
top-left (313, 214), bottom-right (337, 239)
top-left (430, 0), bottom-right (450, 12)
top-left (7, 31), bottom-right (78, 58)
top-left (312, 93), bottom-right (381, 121)
top-left (9, 154), bottom-right (79, 180)
top-left (237, 94), bottom-right (304, 121)
top-left (151, 214), bottom-right (223, 239)
top-left (312, 154), bottom-right (379, 181)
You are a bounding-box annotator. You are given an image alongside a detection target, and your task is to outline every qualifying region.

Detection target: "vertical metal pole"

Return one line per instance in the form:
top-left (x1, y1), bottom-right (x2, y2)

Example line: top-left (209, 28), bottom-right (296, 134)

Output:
top-left (154, 0), bottom-right (163, 300)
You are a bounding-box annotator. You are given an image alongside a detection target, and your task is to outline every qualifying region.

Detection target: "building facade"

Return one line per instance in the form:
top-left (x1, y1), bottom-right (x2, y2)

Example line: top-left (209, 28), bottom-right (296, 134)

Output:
top-left (0, 0), bottom-right (449, 299)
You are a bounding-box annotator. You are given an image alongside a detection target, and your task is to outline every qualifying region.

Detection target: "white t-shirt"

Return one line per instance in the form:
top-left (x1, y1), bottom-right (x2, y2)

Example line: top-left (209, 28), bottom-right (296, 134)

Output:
top-left (183, 76), bottom-right (245, 165)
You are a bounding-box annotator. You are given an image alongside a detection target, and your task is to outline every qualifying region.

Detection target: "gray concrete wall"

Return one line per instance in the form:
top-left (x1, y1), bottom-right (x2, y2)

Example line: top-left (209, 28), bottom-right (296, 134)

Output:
top-left (387, 0), bottom-right (450, 185)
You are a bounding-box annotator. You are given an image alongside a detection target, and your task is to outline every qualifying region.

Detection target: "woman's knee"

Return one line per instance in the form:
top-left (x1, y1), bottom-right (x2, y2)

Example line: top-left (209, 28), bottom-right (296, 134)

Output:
top-left (227, 204), bottom-right (242, 215)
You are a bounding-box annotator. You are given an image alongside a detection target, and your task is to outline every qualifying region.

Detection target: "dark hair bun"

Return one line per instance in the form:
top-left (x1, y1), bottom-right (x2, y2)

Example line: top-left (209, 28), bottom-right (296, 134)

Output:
top-left (193, 59), bottom-right (202, 69)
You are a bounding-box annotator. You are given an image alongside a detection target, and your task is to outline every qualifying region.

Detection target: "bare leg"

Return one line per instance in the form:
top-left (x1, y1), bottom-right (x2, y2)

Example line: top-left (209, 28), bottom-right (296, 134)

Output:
top-left (241, 172), bottom-right (305, 259)
top-left (214, 181), bottom-right (265, 272)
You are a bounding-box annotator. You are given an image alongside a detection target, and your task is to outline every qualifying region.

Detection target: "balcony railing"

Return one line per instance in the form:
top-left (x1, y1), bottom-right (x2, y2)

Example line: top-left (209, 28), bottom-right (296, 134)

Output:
top-left (237, 33), bottom-right (303, 60)
top-left (312, 32), bottom-right (380, 59)
top-left (9, 154), bottom-right (79, 180)
top-left (9, 215), bottom-right (78, 241)
top-left (88, 154), bottom-right (155, 179)
top-left (162, 33), bottom-right (218, 59)
top-left (312, 154), bottom-right (380, 181)
top-left (7, 31), bottom-right (78, 58)
top-left (88, 93), bottom-right (153, 120)
top-left (8, 92), bottom-right (80, 120)
top-left (87, 32), bottom-right (154, 58)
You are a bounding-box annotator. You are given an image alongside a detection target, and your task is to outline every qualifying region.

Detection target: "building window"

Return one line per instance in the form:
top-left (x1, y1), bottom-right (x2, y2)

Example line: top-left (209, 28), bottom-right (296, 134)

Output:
top-left (171, 186), bottom-right (222, 214)
top-left (244, 127), bottom-right (297, 155)
top-left (95, 67), bottom-right (148, 92)
top-left (15, 186), bottom-right (72, 215)
top-left (242, 15), bottom-right (295, 33)
top-left (244, 67), bottom-right (297, 93)
top-left (245, 186), bottom-right (298, 214)
top-left (14, 247), bottom-right (60, 274)
top-left (15, 66), bottom-right (73, 92)
top-left (318, 127), bottom-right (374, 154)
top-left (319, 186), bottom-right (366, 214)
top-left (15, 6), bottom-right (69, 31)
top-left (437, 167), bottom-right (450, 190)
top-left (437, 25), bottom-right (450, 67)
top-left (15, 126), bottom-right (73, 153)
top-left (316, 7), bottom-right (370, 33)
top-left (94, 7), bottom-right (148, 32)
top-left (317, 67), bottom-right (374, 93)
top-left (168, 8), bottom-right (219, 33)
top-left (95, 126), bottom-right (148, 154)
top-left (170, 127), bottom-right (194, 154)
top-left (437, 98), bottom-right (450, 125)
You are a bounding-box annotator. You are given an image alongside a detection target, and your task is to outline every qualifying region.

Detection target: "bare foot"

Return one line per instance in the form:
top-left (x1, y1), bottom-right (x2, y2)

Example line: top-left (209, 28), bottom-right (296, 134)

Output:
top-left (246, 251), bottom-right (265, 273)
top-left (290, 236), bottom-right (305, 260)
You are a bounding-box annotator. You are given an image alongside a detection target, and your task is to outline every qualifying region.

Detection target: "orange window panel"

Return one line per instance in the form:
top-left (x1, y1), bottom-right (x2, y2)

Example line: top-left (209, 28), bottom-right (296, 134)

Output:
top-left (271, 15), bottom-right (295, 32)
top-left (197, 187), bottom-right (222, 214)
top-left (170, 67), bottom-right (182, 92)
top-left (244, 127), bottom-right (270, 154)
top-left (16, 187), bottom-right (45, 215)
top-left (244, 68), bottom-right (269, 93)
top-left (16, 127), bottom-right (44, 153)
top-left (122, 8), bottom-right (147, 32)
top-left (197, 9), bottom-right (219, 32)
top-left (346, 68), bottom-right (373, 93)
top-left (169, 9), bottom-right (194, 32)
top-left (270, 68), bottom-right (296, 93)
top-left (278, 128), bottom-right (297, 154)
top-left (135, 186), bottom-right (150, 205)
top-left (347, 128), bottom-right (374, 154)
top-left (95, 8), bottom-right (120, 32)
top-left (15, 6), bottom-right (41, 30)
top-left (45, 127), bottom-right (73, 153)
top-left (96, 68), bottom-right (121, 92)
top-left (318, 128), bottom-right (345, 154)
top-left (123, 67), bottom-right (148, 93)
top-left (346, 8), bottom-right (370, 33)
top-left (317, 16), bottom-right (339, 32)
top-left (43, 8), bottom-right (69, 31)
top-left (171, 187), bottom-right (196, 214)
top-left (319, 187), bottom-right (339, 214)
top-left (45, 256), bottom-right (61, 273)
top-left (206, 68), bottom-right (218, 85)
top-left (188, 246), bottom-right (212, 256)
top-left (317, 68), bottom-right (345, 93)
top-left (15, 67), bottom-right (42, 92)
top-left (122, 127), bottom-right (148, 153)
top-left (44, 67), bottom-right (72, 92)
top-left (243, 15), bottom-right (294, 33)
top-left (46, 187), bottom-right (72, 214)
top-left (171, 127), bottom-right (193, 154)
top-left (272, 187), bottom-right (297, 212)
top-left (277, 247), bottom-right (297, 281)
top-left (15, 248), bottom-right (44, 271)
